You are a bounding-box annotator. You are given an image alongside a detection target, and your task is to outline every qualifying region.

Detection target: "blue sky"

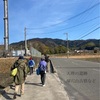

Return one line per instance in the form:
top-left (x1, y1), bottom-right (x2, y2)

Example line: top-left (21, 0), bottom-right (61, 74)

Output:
top-left (0, 0), bottom-right (99, 44)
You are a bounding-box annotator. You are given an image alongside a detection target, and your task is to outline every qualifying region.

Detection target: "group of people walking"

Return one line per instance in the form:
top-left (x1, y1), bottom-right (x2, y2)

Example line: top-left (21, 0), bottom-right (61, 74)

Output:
top-left (11, 54), bottom-right (49, 99)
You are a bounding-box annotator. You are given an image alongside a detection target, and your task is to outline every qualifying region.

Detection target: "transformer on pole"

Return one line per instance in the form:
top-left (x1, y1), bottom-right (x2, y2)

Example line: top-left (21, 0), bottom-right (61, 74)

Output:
top-left (3, 0), bottom-right (9, 51)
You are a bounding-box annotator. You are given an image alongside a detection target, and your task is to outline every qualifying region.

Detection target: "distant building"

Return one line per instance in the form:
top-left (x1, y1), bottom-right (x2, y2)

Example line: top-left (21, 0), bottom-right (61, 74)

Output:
top-left (11, 50), bottom-right (30, 56)
top-left (11, 47), bottom-right (41, 57)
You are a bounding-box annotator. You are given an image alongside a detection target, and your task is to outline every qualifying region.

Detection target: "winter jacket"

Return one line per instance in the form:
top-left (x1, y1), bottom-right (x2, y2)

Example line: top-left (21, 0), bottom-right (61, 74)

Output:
top-left (39, 60), bottom-right (47, 72)
top-left (11, 59), bottom-right (28, 85)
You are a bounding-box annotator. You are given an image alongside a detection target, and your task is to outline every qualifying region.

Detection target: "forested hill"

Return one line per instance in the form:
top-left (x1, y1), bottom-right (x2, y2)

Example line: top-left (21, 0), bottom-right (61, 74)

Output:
top-left (0, 38), bottom-right (99, 54)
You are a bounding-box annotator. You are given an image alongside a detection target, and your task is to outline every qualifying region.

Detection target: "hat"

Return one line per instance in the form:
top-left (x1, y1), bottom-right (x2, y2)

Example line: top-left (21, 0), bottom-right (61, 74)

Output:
top-left (29, 57), bottom-right (32, 60)
top-left (41, 55), bottom-right (45, 60)
top-left (19, 55), bottom-right (24, 59)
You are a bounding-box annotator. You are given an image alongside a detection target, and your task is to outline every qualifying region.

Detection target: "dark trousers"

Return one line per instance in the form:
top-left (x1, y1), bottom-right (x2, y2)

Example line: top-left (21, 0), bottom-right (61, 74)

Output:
top-left (30, 67), bottom-right (33, 74)
top-left (40, 71), bottom-right (46, 85)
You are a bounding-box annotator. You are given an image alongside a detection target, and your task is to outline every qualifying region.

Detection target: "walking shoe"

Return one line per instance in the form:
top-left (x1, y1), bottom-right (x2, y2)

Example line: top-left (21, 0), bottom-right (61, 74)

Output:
top-left (20, 91), bottom-right (24, 97)
top-left (13, 93), bottom-right (17, 99)
top-left (19, 94), bottom-right (21, 97)
top-left (20, 92), bottom-right (24, 95)
top-left (21, 93), bottom-right (24, 95)
top-left (42, 84), bottom-right (45, 87)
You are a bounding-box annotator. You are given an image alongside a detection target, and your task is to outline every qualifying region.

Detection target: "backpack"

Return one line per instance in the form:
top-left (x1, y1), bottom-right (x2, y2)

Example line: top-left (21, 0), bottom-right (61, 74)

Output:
top-left (39, 65), bottom-right (46, 72)
top-left (11, 68), bottom-right (18, 76)
top-left (29, 60), bottom-right (34, 67)
top-left (36, 67), bottom-right (40, 75)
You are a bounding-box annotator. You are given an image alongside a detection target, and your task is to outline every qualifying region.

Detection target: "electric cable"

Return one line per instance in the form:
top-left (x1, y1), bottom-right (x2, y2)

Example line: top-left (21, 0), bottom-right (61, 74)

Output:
top-left (26, 2), bottom-right (100, 29)
top-left (76, 27), bottom-right (100, 46)
top-left (27, 16), bottom-right (100, 34)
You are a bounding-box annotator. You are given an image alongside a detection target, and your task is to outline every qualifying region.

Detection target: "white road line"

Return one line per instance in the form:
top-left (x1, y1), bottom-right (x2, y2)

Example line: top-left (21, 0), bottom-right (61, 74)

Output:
top-left (92, 69), bottom-right (100, 72)
top-left (72, 61), bottom-right (79, 65)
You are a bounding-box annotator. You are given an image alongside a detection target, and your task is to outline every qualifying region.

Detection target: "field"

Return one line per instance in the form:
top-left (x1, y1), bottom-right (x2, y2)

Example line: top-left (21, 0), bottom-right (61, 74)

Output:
top-left (69, 55), bottom-right (100, 63)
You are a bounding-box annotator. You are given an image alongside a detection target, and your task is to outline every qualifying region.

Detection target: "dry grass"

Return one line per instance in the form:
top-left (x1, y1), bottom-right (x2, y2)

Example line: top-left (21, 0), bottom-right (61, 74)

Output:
top-left (0, 57), bottom-right (17, 73)
top-left (69, 55), bottom-right (100, 63)
top-left (0, 57), bottom-right (18, 88)
top-left (0, 57), bottom-right (40, 88)
top-left (69, 54), bottom-right (100, 58)
top-left (51, 54), bottom-right (100, 63)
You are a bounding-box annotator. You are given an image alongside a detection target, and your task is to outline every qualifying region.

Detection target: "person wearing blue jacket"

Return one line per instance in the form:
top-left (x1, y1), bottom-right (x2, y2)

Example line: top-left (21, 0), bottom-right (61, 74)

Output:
top-left (28, 57), bottom-right (35, 75)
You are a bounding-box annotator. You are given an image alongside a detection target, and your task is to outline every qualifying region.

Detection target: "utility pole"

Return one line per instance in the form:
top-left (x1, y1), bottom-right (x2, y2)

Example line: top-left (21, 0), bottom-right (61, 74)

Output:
top-left (24, 27), bottom-right (27, 56)
top-left (3, 0), bottom-right (9, 52)
top-left (65, 33), bottom-right (69, 58)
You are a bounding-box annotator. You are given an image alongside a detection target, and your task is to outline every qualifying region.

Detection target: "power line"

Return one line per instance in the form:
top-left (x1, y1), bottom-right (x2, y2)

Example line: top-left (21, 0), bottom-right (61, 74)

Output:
top-left (76, 27), bottom-right (100, 46)
top-left (27, 2), bottom-right (100, 29)
top-left (68, 3), bottom-right (100, 20)
top-left (76, 23), bottom-right (99, 39)
top-left (78, 27), bottom-right (100, 40)
top-left (61, 16), bottom-right (99, 31)
top-left (27, 16), bottom-right (99, 34)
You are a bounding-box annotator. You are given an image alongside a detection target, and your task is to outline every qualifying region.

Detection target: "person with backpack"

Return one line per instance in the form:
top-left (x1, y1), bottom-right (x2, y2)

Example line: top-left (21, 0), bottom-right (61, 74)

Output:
top-left (11, 55), bottom-right (28, 99)
top-left (28, 57), bottom-right (35, 75)
top-left (38, 56), bottom-right (47, 86)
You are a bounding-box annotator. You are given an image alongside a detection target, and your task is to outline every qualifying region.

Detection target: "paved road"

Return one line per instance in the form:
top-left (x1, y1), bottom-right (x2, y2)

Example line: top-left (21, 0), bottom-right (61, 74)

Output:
top-left (51, 58), bottom-right (100, 100)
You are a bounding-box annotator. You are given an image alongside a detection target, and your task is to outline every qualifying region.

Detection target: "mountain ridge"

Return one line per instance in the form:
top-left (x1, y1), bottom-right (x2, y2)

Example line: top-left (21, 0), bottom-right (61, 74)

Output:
top-left (0, 38), bottom-right (99, 54)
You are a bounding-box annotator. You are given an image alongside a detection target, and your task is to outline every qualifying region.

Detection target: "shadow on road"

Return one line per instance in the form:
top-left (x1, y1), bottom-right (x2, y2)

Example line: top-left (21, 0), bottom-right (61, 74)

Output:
top-left (25, 82), bottom-right (42, 87)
